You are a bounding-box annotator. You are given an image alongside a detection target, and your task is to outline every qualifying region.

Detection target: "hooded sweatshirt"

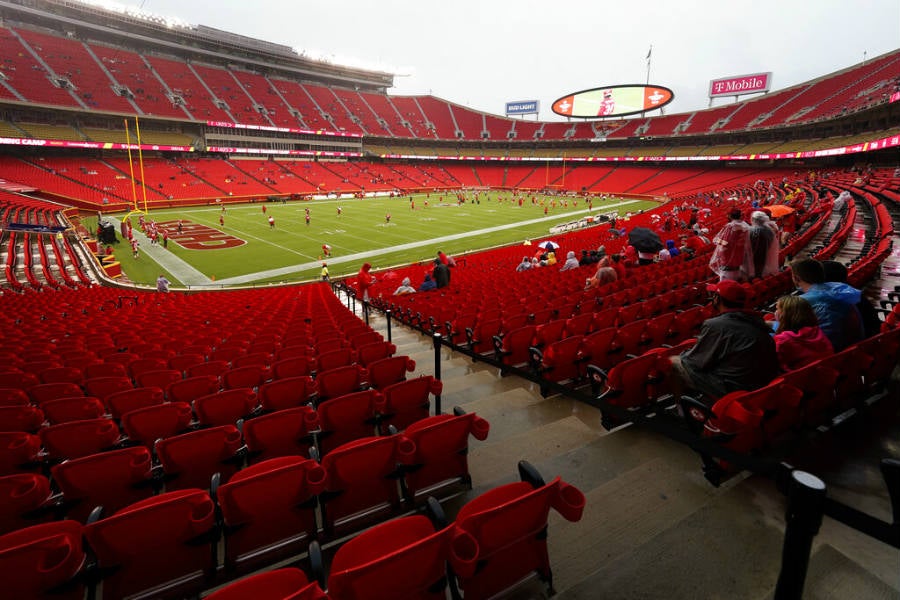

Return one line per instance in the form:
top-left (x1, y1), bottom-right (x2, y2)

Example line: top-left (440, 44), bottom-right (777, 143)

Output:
top-left (559, 251), bottom-right (579, 271)
top-left (774, 325), bottom-right (834, 371)
top-left (801, 282), bottom-right (863, 351)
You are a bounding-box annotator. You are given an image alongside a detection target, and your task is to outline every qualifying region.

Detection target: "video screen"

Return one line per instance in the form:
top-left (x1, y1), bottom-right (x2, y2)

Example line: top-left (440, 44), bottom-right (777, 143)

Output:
top-left (551, 85), bottom-right (673, 118)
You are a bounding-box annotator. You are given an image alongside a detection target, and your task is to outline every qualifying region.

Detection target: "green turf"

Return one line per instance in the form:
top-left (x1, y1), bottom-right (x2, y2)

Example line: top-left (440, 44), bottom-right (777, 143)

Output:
top-left (110, 191), bottom-right (658, 286)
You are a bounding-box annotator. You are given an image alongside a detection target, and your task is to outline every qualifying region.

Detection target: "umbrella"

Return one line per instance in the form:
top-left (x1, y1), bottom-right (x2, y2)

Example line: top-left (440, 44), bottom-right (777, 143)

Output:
top-left (628, 227), bottom-right (663, 253)
top-left (764, 204), bottom-right (795, 219)
top-left (538, 240), bottom-right (560, 251)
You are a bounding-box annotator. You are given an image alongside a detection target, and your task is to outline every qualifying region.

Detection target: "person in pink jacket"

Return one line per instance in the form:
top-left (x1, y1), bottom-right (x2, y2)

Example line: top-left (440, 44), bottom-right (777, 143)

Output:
top-left (773, 295), bottom-right (834, 371)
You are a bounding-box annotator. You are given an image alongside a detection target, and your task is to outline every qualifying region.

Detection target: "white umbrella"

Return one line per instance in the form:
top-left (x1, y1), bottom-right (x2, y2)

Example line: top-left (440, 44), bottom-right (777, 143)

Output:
top-left (538, 240), bottom-right (559, 250)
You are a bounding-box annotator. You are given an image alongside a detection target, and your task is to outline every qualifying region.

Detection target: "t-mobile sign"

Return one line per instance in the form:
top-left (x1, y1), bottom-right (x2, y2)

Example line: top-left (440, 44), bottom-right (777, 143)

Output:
top-left (709, 73), bottom-right (772, 98)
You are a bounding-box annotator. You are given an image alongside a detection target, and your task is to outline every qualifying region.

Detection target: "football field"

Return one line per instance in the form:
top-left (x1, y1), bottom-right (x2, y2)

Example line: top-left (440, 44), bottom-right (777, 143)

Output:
top-left (107, 191), bottom-right (658, 287)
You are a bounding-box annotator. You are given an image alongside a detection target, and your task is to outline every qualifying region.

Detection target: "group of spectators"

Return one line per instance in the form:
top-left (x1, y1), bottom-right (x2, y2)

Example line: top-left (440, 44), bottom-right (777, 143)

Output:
top-left (671, 256), bottom-right (878, 407)
top-left (356, 251), bottom-right (456, 300)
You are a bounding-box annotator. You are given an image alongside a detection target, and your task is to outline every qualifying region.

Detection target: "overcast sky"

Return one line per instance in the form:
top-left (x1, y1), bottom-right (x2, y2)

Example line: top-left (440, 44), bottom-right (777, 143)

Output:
top-left (113, 0), bottom-right (898, 121)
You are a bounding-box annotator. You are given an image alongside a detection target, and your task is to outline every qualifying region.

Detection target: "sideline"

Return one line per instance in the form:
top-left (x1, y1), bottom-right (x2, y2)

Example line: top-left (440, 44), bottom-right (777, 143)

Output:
top-left (110, 199), bottom-right (643, 287)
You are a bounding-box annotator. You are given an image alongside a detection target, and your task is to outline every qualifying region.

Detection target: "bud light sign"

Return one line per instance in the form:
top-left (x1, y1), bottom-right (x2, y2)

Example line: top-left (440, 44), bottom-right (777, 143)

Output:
top-left (709, 73), bottom-right (772, 98)
top-left (505, 100), bottom-right (539, 116)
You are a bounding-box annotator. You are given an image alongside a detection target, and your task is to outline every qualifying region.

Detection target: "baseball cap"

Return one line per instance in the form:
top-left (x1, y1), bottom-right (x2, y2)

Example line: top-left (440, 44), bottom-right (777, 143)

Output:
top-left (706, 280), bottom-right (748, 305)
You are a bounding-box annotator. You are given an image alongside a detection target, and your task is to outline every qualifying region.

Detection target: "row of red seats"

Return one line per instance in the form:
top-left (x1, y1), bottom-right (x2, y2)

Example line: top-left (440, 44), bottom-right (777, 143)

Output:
top-left (1, 460), bottom-right (581, 600)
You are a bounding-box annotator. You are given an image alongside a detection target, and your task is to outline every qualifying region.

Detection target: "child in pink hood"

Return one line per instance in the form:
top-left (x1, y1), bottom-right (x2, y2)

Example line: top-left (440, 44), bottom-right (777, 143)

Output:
top-left (773, 295), bottom-right (834, 371)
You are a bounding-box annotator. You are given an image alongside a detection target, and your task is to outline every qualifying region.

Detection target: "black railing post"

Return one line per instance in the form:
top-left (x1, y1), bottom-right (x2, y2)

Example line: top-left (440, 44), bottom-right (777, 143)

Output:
top-left (433, 333), bottom-right (442, 416)
top-left (386, 310), bottom-right (392, 343)
top-left (881, 458), bottom-right (900, 529)
top-left (363, 300), bottom-right (369, 326)
top-left (774, 470), bottom-right (826, 600)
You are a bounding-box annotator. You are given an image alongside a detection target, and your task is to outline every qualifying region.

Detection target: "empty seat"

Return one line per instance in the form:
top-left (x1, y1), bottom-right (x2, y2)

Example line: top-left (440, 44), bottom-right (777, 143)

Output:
top-left (205, 568), bottom-right (327, 600)
top-left (84, 376), bottom-right (134, 403)
top-left (136, 369), bottom-right (183, 391)
top-left (38, 366), bottom-right (84, 385)
top-left (167, 375), bottom-right (220, 404)
top-left (403, 409), bottom-right (490, 499)
top-left (316, 348), bottom-right (357, 373)
top-left (156, 425), bottom-right (243, 490)
top-left (378, 376), bottom-right (442, 432)
top-left (319, 434), bottom-right (415, 534)
top-left (355, 340), bottom-right (397, 367)
top-left (0, 405), bottom-right (44, 433)
top-left (271, 356), bottom-right (316, 379)
top-left (51, 445), bottom-right (154, 523)
top-left (316, 390), bottom-right (383, 456)
top-left (216, 456), bottom-right (325, 572)
top-left (316, 365), bottom-right (367, 401)
top-left (449, 461), bottom-right (586, 599)
top-left (194, 388), bottom-right (258, 427)
top-left (83, 489), bottom-right (216, 600)
top-left (0, 432), bottom-right (42, 476)
top-left (28, 382), bottom-right (84, 405)
top-left (0, 520), bottom-right (85, 600)
top-left (121, 402), bottom-right (193, 447)
top-left (40, 418), bottom-right (121, 461)
top-left (242, 406), bottom-right (319, 464)
top-left (41, 396), bottom-right (106, 425)
top-left (258, 376), bottom-right (316, 412)
top-left (366, 356), bottom-right (416, 389)
top-left (105, 386), bottom-right (166, 419)
top-left (0, 473), bottom-right (53, 534)
top-left (222, 365), bottom-right (270, 390)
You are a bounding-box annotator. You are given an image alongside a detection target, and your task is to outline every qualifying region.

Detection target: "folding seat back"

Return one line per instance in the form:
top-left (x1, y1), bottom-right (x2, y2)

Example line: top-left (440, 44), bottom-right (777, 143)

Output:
top-left (564, 312), bottom-right (595, 338)
top-left (818, 346), bottom-right (873, 411)
top-left (40, 418), bottom-right (121, 461)
top-left (136, 369), bottom-right (183, 391)
top-left (537, 336), bottom-right (582, 383)
top-left (325, 514), bottom-right (453, 600)
top-left (738, 379), bottom-right (804, 441)
top-left (316, 390), bottom-right (384, 456)
top-left (0, 405), bottom-right (44, 433)
top-left (21, 360), bottom-right (62, 377)
top-left (577, 327), bottom-right (618, 373)
top-left (156, 425), bottom-right (244, 490)
top-left (231, 351), bottom-right (273, 369)
top-left (186, 360), bottom-right (230, 379)
top-left (378, 376), bottom-right (442, 432)
top-left (0, 520), bottom-right (85, 600)
top-left (211, 346), bottom-right (247, 364)
top-left (595, 351), bottom-right (663, 411)
top-left (353, 341), bottom-right (395, 370)
top-left (403, 411), bottom-right (489, 499)
top-left (366, 356), bottom-right (416, 390)
top-left (51, 446), bottom-right (154, 523)
top-left (348, 331), bottom-right (383, 350)
top-left (259, 376), bottom-right (317, 412)
top-left (217, 456), bottom-right (325, 571)
top-left (103, 352), bottom-right (139, 370)
top-left (616, 303), bottom-right (644, 326)
top-left (168, 353), bottom-right (206, 375)
top-left (39, 366), bottom-right (84, 385)
top-left (222, 364), bottom-right (270, 391)
top-left (768, 350), bottom-right (823, 415)
top-left (127, 357), bottom-right (169, 381)
top-left (316, 348), bottom-right (357, 373)
top-left (467, 318), bottom-right (502, 355)
top-left (494, 325), bottom-right (536, 369)
top-left (0, 473), bottom-right (52, 534)
top-left (449, 464), bottom-right (585, 600)
top-left (855, 328), bottom-right (900, 390)
top-left (105, 386), bottom-right (165, 419)
top-left (29, 382), bottom-right (84, 405)
top-left (591, 307), bottom-right (620, 331)
top-left (315, 365), bottom-right (367, 401)
top-left (194, 388), bottom-right (258, 427)
top-left (205, 568), bottom-right (327, 600)
top-left (0, 371), bottom-right (39, 391)
top-left (0, 431), bottom-right (42, 476)
top-left (83, 489), bottom-right (216, 600)
top-left (642, 311), bottom-right (677, 348)
top-left (272, 356), bottom-right (316, 381)
top-left (84, 376), bottom-right (134, 403)
top-left (610, 318), bottom-right (649, 358)
top-left (121, 402), bottom-right (193, 447)
top-left (41, 396), bottom-right (106, 425)
top-left (276, 344), bottom-right (314, 362)
top-left (319, 435), bottom-right (415, 533)
top-left (0, 388), bottom-right (30, 407)
top-left (84, 361), bottom-right (127, 380)
top-left (242, 406), bottom-right (319, 464)
top-left (167, 375), bottom-right (220, 404)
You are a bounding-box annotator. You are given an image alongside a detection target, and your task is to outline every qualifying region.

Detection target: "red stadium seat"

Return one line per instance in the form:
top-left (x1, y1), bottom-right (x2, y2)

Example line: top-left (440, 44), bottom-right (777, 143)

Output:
top-left (83, 489), bottom-right (216, 600)
top-left (378, 376), bottom-right (442, 432)
top-left (258, 376), bottom-right (317, 412)
top-left (156, 425), bottom-right (244, 490)
top-left (0, 473), bottom-right (53, 534)
top-left (0, 432), bottom-right (42, 476)
top-left (104, 386), bottom-right (165, 419)
top-left (39, 418), bottom-right (121, 461)
top-left (167, 375), bottom-right (220, 404)
top-left (316, 389), bottom-right (384, 456)
top-left (205, 568), bottom-right (327, 600)
top-left (40, 396), bottom-right (106, 425)
top-left (121, 402), bottom-right (193, 447)
top-left (28, 382), bottom-right (84, 405)
top-left (242, 406), bottom-right (320, 464)
top-left (366, 356), bottom-right (416, 390)
top-left (194, 388), bottom-right (258, 427)
top-left (0, 405), bottom-right (44, 433)
top-left (316, 365), bottom-right (368, 401)
top-left (216, 456), bottom-right (325, 571)
top-left (51, 445), bottom-right (154, 523)
top-left (271, 356), bottom-right (316, 380)
top-left (0, 520), bottom-right (85, 600)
